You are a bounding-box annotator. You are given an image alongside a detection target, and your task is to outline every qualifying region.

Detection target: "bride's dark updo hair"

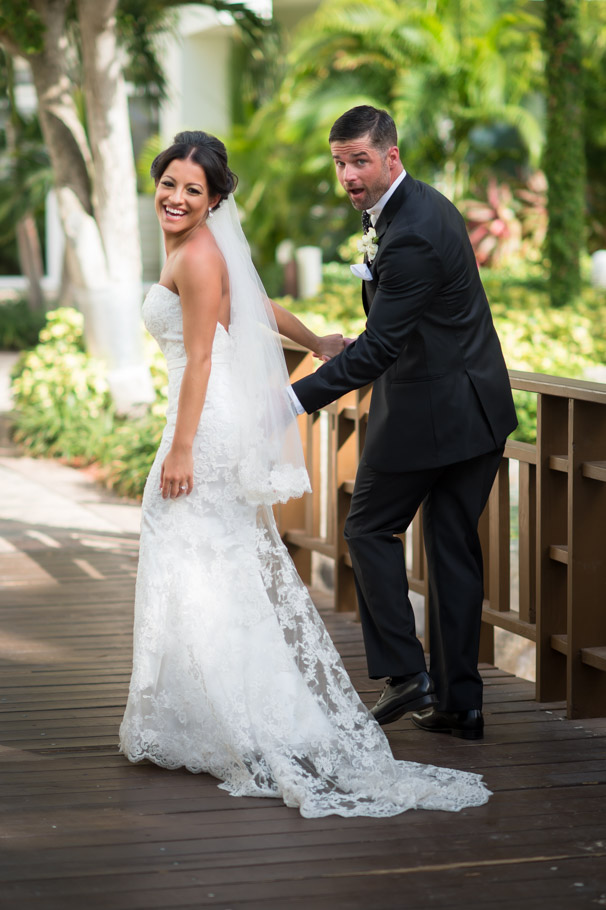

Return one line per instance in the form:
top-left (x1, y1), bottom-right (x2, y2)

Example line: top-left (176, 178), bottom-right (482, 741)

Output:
top-left (150, 130), bottom-right (238, 208)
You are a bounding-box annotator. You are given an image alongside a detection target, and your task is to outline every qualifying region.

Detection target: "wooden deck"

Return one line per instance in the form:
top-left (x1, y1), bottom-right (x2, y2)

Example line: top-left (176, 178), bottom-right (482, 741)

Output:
top-left (1, 518), bottom-right (606, 910)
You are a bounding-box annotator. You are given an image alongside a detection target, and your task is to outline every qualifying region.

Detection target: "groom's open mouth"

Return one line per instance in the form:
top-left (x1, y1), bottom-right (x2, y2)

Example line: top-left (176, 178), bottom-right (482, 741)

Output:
top-left (347, 187), bottom-right (366, 204)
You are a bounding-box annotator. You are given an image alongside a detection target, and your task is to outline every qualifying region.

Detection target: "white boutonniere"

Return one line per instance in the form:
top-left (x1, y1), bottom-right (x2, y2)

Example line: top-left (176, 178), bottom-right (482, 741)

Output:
top-left (357, 227), bottom-right (378, 262)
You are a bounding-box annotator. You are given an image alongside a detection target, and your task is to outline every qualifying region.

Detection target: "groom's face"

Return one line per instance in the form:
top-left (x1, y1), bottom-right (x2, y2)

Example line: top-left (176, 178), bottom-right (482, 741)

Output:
top-left (331, 133), bottom-right (398, 212)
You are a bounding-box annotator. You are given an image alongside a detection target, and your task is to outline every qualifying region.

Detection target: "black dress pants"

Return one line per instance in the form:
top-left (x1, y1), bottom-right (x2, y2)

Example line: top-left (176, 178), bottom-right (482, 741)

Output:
top-left (344, 446), bottom-right (504, 711)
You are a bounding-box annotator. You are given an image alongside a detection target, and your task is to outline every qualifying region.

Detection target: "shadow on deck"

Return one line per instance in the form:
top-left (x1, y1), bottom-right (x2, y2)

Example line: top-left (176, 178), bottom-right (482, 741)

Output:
top-left (1, 519), bottom-right (605, 910)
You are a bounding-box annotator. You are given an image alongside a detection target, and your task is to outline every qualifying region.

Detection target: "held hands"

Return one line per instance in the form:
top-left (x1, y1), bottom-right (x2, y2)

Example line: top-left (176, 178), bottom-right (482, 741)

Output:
top-left (312, 333), bottom-right (356, 362)
top-left (160, 445), bottom-right (193, 499)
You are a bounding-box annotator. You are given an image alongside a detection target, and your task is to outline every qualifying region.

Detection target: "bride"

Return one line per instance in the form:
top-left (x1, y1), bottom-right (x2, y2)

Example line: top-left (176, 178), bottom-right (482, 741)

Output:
top-left (119, 130), bottom-right (490, 817)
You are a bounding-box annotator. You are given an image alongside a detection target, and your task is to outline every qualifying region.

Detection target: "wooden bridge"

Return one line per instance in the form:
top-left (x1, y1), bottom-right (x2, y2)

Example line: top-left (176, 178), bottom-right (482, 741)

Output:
top-left (1, 415), bottom-right (606, 908)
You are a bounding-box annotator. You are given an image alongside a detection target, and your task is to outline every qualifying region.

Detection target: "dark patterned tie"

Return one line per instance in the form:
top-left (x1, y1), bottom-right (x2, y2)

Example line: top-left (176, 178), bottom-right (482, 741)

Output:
top-left (362, 210), bottom-right (371, 234)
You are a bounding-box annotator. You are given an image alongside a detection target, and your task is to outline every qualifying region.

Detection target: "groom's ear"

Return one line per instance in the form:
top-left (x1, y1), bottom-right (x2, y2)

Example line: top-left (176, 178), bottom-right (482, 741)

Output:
top-left (387, 146), bottom-right (400, 169)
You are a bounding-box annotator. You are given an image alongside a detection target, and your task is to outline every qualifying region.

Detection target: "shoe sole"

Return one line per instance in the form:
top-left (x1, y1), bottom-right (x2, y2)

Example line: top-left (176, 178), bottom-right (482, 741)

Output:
top-left (373, 693), bottom-right (438, 726)
top-left (411, 717), bottom-right (484, 740)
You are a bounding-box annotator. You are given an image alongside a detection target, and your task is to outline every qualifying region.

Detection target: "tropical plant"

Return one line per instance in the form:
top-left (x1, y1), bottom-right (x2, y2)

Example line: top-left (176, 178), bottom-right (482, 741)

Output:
top-left (459, 171), bottom-right (548, 268)
top-left (459, 180), bottom-right (523, 268)
top-left (231, 0), bottom-right (545, 266)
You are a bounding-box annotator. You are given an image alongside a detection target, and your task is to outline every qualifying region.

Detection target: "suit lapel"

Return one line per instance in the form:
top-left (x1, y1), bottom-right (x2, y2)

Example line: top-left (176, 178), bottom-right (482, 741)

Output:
top-left (374, 173), bottom-right (413, 239)
top-left (369, 174), bottom-right (414, 281)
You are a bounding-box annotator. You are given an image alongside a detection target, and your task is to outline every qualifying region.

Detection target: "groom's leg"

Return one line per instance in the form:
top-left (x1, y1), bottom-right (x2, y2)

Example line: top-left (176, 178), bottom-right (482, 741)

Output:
top-left (344, 457), bottom-right (439, 679)
top-left (422, 446), bottom-right (504, 711)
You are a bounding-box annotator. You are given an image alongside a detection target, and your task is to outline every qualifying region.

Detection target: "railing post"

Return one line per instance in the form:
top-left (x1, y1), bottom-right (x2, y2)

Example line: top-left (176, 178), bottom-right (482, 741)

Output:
top-left (567, 399), bottom-right (606, 717)
top-left (536, 394), bottom-right (568, 703)
top-left (276, 346), bottom-right (314, 584)
top-left (333, 394), bottom-right (358, 612)
top-left (518, 456), bottom-right (537, 625)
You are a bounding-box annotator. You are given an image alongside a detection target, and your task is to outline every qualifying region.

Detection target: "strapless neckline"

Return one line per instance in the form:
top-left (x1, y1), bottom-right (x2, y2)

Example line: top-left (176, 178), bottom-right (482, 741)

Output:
top-left (151, 284), bottom-right (230, 337)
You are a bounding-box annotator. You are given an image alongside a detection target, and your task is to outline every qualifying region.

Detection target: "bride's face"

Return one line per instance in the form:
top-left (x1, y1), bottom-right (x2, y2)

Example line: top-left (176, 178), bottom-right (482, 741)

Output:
top-left (155, 157), bottom-right (218, 234)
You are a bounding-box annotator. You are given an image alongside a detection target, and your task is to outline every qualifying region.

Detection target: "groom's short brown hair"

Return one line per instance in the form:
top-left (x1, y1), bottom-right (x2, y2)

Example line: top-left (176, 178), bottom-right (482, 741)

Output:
top-left (329, 106), bottom-right (397, 151)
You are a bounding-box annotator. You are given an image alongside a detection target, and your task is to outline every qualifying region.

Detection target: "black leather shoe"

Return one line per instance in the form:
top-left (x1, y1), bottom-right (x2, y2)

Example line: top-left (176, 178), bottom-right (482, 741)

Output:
top-left (411, 707), bottom-right (484, 740)
top-left (370, 672), bottom-right (438, 726)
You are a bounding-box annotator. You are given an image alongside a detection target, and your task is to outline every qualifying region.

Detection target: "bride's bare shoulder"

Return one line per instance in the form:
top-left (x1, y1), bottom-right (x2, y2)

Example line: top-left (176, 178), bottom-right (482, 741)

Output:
top-left (181, 228), bottom-right (225, 274)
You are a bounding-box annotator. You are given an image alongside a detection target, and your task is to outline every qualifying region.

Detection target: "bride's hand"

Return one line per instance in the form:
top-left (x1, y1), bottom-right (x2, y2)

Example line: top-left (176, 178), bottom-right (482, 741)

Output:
top-left (313, 333), bottom-right (356, 362)
top-left (160, 446), bottom-right (193, 499)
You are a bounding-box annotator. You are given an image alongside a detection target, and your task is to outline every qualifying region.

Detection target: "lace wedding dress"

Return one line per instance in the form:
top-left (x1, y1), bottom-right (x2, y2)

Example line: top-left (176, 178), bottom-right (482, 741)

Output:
top-left (119, 283), bottom-right (490, 818)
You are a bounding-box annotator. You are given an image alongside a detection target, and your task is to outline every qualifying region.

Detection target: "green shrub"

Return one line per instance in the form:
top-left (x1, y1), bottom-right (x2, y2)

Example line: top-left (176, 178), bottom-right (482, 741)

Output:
top-left (98, 408), bottom-right (164, 500)
top-left (0, 298), bottom-right (46, 350)
top-left (11, 308), bottom-right (115, 461)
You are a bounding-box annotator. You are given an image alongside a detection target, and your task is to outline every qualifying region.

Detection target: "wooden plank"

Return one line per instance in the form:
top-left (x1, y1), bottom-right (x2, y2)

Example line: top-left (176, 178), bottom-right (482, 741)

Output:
top-left (2, 520), bottom-right (606, 910)
top-left (581, 646), bottom-right (606, 672)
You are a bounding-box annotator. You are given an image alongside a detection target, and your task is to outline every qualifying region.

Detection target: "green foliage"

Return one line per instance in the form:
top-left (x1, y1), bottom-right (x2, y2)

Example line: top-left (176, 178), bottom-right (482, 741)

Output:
top-left (10, 307), bottom-right (168, 498)
top-left (543, 0), bottom-right (586, 307)
top-left (11, 308), bottom-right (115, 461)
top-left (99, 408), bottom-right (164, 499)
top-left (277, 262), bottom-right (366, 337)
top-left (231, 0), bottom-right (545, 266)
top-left (581, 0), bottom-right (606, 252)
top-left (0, 298), bottom-right (46, 350)
top-left (0, 1), bottom-right (45, 54)
top-left (136, 133), bottom-right (164, 195)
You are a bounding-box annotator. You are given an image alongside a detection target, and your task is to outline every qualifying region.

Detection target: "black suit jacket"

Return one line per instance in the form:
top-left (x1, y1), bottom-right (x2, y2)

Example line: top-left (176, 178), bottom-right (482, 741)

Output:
top-left (292, 173), bottom-right (517, 472)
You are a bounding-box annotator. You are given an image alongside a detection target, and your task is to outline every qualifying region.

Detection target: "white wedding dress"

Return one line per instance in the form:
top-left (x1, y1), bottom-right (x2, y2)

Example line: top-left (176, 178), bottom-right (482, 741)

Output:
top-left (119, 283), bottom-right (491, 817)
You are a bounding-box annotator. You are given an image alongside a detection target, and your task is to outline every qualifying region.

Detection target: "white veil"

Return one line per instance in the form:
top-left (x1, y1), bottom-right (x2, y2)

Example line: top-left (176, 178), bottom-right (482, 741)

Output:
top-left (208, 195), bottom-right (311, 506)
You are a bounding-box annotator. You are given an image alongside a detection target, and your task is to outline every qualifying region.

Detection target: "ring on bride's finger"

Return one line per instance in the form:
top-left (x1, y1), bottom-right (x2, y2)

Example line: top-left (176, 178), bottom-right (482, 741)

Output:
top-left (180, 485), bottom-right (187, 490)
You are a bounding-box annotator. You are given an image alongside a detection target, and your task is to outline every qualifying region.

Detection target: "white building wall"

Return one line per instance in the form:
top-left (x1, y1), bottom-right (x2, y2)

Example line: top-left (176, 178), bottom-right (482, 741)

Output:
top-left (159, 9), bottom-right (233, 143)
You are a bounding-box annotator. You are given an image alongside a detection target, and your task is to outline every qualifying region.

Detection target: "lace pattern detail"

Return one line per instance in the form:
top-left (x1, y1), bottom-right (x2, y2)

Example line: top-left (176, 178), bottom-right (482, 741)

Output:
top-left (119, 285), bottom-right (491, 817)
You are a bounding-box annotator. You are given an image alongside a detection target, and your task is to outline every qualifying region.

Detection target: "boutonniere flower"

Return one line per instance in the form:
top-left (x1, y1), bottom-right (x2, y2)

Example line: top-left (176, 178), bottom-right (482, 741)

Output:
top-left (358, 227), bottom-right (378, 262)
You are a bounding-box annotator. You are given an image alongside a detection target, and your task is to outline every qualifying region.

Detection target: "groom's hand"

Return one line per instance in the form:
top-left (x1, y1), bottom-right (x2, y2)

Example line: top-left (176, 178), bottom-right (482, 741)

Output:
top-left (313, 334), bottom-right (356, 362)
top-left (313, 333), bottom-right (349, 362)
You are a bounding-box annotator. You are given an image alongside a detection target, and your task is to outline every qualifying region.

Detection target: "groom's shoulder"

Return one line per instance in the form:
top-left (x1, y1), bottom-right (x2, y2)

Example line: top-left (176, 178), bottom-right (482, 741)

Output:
top-left (403, 174), bottom-right (457, 211)
top-left (395, 175), bottom-right (465, 236)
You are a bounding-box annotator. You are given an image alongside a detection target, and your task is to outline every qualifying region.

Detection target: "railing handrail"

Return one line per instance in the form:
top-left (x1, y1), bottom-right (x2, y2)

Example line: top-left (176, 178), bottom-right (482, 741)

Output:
top-left (509, 369), bottom-right (606, 401)
top-left (282, 339), bottom-right (606, 401)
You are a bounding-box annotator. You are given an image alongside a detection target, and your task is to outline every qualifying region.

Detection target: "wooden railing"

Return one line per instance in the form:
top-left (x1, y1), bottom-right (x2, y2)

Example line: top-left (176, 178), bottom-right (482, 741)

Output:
top-left (277, 343), bottom-right (606, 719)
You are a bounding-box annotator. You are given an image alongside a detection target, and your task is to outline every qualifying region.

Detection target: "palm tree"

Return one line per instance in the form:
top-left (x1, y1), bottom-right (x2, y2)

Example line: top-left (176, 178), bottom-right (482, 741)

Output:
top-left (232, 0), bottom-right (544, 265)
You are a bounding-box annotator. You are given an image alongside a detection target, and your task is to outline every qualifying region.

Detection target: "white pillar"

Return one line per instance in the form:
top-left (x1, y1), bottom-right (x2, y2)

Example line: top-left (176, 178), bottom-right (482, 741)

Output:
top-left (295, 245), bottom-right (322, 299)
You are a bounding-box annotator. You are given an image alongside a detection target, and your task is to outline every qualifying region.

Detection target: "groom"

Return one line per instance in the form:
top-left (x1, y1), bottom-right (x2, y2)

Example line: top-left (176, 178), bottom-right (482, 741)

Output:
top-left (291, 106), bottom-right (517, 740)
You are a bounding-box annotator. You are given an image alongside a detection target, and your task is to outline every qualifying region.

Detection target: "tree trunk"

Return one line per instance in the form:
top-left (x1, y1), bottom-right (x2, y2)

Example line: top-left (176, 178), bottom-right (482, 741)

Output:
top-left (23, 0), bottom-right (154, 411)
top-left (75, 0), bottom-right (154, 411)
top-left (16, 215), bottom-right (45, 312)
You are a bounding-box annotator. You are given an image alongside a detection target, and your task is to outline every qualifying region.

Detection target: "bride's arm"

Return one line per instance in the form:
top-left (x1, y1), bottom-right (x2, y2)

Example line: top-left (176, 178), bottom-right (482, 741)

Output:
top-left (159, 244), bottom-right (223, 499)
top-left (269, 298), bottom-right (346, 361)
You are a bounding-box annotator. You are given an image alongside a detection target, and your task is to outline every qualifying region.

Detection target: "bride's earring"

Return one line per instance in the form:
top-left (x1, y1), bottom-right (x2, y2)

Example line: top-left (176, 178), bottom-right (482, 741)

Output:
top-left (208, 206), bottom-right (214, 219)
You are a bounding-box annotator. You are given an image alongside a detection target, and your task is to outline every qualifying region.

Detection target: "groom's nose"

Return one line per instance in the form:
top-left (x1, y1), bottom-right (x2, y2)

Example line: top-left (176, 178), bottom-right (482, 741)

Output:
top-left (342, 164), bottom-right (356, 183)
